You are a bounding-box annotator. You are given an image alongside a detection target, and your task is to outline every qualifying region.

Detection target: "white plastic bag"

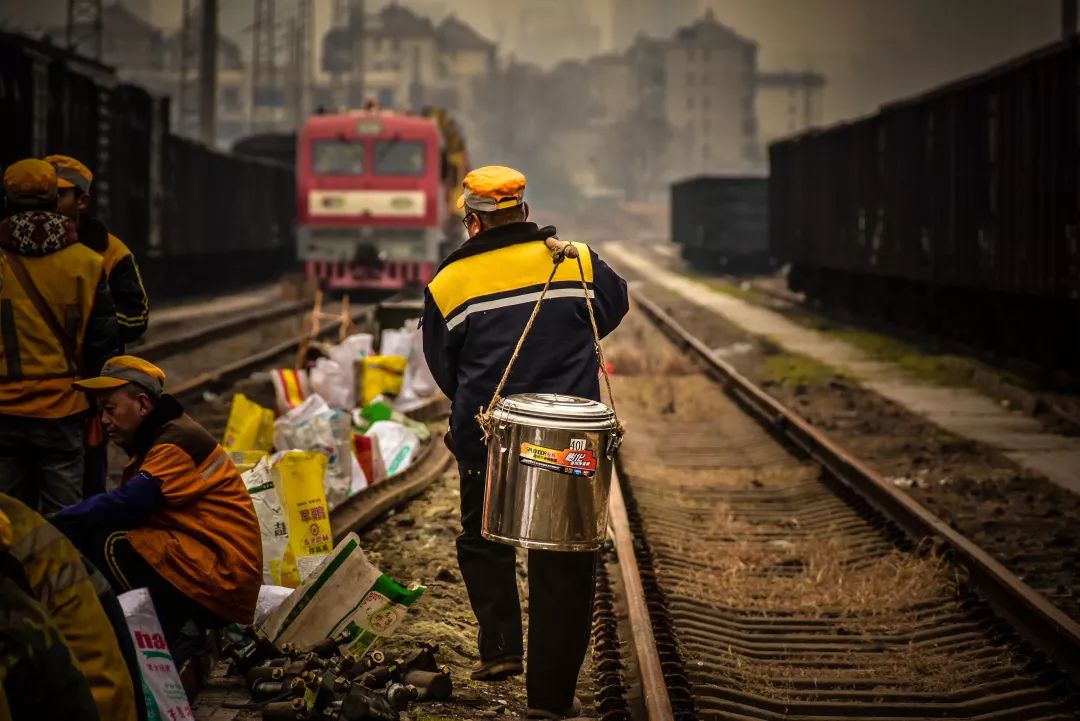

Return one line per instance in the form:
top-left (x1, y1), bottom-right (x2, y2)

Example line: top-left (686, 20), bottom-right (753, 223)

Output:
top-left (365, 420), bottom-right (421, 477)
top-left (254, 585), bottom-right (294, 626)
top-left (397, 320), bottom-right (437, 409)
top-left (119, 589), bottom-right (193, 721)
top-left (379, 327), bottom-right (413, 358)
top-left (309, 357), bottom-right (354, 411)
top-left (273, 394), bottom-right (356, 508)
top-left (260, 533), bottom-right (424, 658)
top-left (243, 457), bottom-right (288, 585)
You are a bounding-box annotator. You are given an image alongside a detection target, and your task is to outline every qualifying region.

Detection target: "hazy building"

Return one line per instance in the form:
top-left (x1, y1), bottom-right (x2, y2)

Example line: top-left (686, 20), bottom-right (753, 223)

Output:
top-left (664, 10), bottom-right (759, 174)
top-left (613, 0), bottom-right (697, 51)
top-left (162, 19), bottom-right (248, 141)
top-left (487, 0), bottom-right (602, 68)
top-left (317, 3), bottom-right (493, 125)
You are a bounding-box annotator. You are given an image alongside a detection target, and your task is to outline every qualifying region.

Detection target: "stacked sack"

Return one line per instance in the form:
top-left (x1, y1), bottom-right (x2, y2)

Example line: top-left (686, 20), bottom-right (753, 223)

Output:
top-left (221, 322), bottom-right (440, 589)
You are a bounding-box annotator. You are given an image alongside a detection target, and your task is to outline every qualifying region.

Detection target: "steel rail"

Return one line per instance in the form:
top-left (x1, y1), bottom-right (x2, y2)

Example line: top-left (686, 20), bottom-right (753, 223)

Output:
top-left (170, 307), bottom-right (374, 400)
top-left (135, 300), bottom-right (308, 362)
top-left (632, 288), bottom-right (1080, 685)
top-left (608, 468), bottom-right (676, 721)
top-left (331, 396), bottom-right (452, 541)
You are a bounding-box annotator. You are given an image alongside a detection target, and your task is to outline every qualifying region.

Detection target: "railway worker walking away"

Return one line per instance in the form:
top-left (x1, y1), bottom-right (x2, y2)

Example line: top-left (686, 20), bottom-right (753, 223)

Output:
top-left (51, 355), bottom-right (263, 663)
top-left (46, 153), bottom-right (151, 498)
top-left (422, 165), bottom-right (629, 719)
top-left (0, 159), bottom-right (120, 513)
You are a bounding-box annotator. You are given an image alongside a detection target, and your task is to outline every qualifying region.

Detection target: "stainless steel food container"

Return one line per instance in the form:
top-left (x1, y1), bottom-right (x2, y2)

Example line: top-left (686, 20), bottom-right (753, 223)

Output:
top-left (482, 393), bottom-right (620, 551)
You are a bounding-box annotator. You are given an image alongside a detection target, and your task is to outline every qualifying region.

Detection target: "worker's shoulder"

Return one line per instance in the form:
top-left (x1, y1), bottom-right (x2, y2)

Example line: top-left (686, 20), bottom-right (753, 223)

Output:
top-left (105, 233), bottom-right (133, 257)
top-left (152, 413), bottom-right (220, 467)
top-left (50, 240), bottom-right (107, 273)
top-left (431, 237), bottom-right (590, 284)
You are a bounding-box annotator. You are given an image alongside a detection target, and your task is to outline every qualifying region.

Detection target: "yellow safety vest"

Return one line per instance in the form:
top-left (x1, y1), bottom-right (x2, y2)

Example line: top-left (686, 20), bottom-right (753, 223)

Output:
top-left (0, 243), bottom-right (104, 418)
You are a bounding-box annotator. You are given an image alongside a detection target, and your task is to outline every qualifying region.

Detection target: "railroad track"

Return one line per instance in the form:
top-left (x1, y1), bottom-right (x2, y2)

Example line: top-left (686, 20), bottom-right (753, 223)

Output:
top-left (596, 290), bottom-right (1080, 720)
top-left (136, 297), bottom-right (404, 400)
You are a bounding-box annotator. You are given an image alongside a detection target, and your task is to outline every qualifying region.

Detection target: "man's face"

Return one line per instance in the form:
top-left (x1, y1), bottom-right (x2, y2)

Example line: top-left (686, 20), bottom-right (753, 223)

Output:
top-left (98, 386), bottom-right (153, 448)
top-left (55, 188), bottom-right (90, 221)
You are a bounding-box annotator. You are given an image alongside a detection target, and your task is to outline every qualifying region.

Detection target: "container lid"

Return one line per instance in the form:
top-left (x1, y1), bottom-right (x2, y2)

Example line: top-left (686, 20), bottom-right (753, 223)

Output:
top-left (494, 393), bottom-right (616, 427)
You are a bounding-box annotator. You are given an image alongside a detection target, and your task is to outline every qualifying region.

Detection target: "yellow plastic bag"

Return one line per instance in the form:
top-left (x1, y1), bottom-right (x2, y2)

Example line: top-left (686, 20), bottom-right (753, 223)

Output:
top-left (357, 355), bottom-right (408, 406)
top-left (223, 393), bottom-right (275, 453)
top-left (272, 451), bottom-right (333, 588)
top-left (230, 450), bottom-right (269, 474)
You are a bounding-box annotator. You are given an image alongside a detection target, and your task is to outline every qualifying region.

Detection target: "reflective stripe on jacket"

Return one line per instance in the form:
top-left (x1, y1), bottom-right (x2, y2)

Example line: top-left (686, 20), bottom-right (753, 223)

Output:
top-left (0, 494), bottom-right (138, 721)
top-left (102, 234), bottom-right (149, 344)
top-left (76, 218), bottom-right (150, 346)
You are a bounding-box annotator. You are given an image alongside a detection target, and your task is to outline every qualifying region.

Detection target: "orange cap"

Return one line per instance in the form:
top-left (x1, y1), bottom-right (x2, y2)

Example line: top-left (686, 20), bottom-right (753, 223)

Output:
top-left (73, 356), bottom-right (167, 397)
top-left (43, 154), bottom-right (93, 192)
top-left (456, 165), bottom-right (526, 211)
top-left (3, 159), bottom-right (58, 205)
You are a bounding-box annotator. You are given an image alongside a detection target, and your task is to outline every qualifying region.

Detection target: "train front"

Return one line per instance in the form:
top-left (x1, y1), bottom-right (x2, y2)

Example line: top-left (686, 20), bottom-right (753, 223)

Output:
top-left (297, 112), bottom-right (445, 292)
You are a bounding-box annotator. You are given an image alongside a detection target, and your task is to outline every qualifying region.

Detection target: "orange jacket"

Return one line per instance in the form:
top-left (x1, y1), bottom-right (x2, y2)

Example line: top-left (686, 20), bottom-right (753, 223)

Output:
top-left (121, 396), bottom-right (263, 624)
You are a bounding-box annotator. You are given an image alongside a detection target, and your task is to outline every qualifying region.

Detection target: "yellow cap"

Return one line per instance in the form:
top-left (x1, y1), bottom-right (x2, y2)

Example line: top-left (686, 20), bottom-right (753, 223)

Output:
top-left (43, 154), bottom-right (93, 192)
top-left (456, 165), bottom-right (526, 212)
top-left (3, 159), bottom-right (58, 205)
top-left (73, 356), bottom-right (167, 397)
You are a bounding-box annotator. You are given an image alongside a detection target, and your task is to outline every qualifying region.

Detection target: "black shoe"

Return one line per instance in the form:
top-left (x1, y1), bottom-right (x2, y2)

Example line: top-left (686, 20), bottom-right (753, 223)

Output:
top-left (470, 654), bottom-right (524, 681)
top-left (526, 696), bottom-right (582, 719)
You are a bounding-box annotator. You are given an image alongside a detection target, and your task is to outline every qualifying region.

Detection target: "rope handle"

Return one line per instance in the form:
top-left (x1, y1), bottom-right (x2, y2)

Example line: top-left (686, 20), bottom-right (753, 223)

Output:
top-left (475, 239), bottom-right (625, 454)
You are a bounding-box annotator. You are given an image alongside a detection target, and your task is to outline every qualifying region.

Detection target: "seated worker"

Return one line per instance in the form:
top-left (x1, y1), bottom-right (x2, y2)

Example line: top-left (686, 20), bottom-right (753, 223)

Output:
top-left (0, 492), bottom-right (139, 721)
top-left (51, 356), bottom-right (262, 658)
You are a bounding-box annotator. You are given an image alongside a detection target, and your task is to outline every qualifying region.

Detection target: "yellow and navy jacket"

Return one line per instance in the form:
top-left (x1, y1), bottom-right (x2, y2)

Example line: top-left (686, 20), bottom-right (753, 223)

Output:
top-left (53, 395), bottom-right (263, 625)
top-left (422, 222), bottom-right (629, 465)
top-left (78, 217), bottom-right (149, 346)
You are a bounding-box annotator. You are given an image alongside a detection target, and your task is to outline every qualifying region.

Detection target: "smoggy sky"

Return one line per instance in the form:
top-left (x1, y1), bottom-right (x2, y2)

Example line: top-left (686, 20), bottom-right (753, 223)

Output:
top-left (1, 0), bottom-right (1062, 124)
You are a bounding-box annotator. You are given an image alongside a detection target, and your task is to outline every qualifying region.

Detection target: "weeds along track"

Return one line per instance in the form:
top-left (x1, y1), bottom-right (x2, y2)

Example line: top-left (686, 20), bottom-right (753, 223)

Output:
top-left (601, 293), bottom-right (1080, 720)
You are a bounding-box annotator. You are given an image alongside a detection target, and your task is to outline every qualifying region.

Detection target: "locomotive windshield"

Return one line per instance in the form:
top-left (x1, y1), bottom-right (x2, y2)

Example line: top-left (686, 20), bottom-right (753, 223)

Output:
top-left (312, 140), bottom-right (366, 175)
top-left (373, 140), bottom-right (426, 176)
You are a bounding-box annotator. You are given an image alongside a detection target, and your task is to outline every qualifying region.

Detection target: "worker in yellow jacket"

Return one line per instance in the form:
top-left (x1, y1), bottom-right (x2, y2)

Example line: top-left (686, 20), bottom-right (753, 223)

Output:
top-left (0, 493), bottom-right (139, 721)
top-left (45, 155), bottom-right (149, 346)
top-left (0, 159), bottom-right (120, 512)
top-left (45, 154), bottom-right (151, 498)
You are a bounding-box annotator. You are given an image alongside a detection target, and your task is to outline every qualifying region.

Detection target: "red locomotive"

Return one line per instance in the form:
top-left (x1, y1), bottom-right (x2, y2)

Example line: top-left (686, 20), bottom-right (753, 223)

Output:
top-left (296, 108), bottom-right (468, 292)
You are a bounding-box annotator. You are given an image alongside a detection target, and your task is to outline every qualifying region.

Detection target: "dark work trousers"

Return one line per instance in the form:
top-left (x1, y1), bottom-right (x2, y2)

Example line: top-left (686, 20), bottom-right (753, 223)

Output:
top-left (82, 440), bottom-right (108, 498)
top-left (0, 414), bottom-right (84, 514)
top-left (457, 464), bottom-right (598, 713)
top-left (75, 525), bottom-right (227, 662)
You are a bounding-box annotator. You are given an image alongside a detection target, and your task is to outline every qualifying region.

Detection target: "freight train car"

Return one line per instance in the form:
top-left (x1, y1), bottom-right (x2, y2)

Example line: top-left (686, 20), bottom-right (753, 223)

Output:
top-left (0, 31), bottom-right (295, 299)
top-left (770, 37), bottom-right (1080, 368)
top-left (232, 132), bottom-right (296, 169)
top-left (671, 175), bottom-right (771, 274)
